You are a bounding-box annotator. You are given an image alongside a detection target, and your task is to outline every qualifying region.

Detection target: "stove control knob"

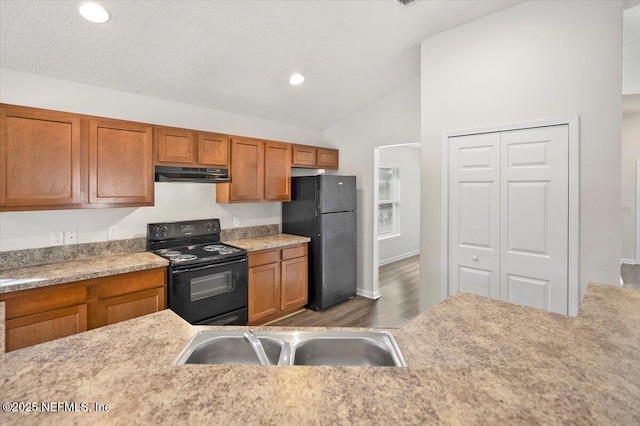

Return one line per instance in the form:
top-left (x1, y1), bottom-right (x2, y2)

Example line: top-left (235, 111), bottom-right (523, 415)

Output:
top-left (152, 225), bottom-right (167, 238)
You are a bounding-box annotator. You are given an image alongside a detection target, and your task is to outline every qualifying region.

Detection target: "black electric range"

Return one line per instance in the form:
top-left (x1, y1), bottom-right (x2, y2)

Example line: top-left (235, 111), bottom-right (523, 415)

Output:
top-left (147, 218), bottom-right (248, 325)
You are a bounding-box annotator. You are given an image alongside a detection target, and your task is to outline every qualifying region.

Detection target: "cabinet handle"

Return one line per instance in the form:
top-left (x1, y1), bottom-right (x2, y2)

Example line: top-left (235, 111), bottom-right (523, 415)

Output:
top-left (472, 256), bottom-right (478, 261)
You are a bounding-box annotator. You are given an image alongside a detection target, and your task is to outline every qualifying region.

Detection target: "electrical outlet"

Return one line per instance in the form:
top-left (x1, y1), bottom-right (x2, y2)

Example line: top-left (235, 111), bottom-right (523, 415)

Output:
top-left (64, 230), bottom-right (77, 245)
top-left (108, 226), bottom-right (119, 240)
top-left (233, 217), bottom-right (240, 228)
top-left (621, 206), bottom-right (632, 214)
top-left (51, 231), bottom-right (64, 246)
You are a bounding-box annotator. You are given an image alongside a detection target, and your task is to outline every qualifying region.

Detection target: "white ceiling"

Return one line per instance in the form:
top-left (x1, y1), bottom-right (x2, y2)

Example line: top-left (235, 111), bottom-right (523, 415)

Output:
top-left (0, 0), bottom-right (525, 129)
top-left (2, 1), bottom-right (638, 129)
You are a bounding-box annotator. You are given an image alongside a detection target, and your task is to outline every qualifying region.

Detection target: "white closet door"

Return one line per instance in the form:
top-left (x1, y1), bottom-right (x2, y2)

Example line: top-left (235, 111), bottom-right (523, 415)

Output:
top-left (448, 132), bottom-right (501, 299)
top-left (500, 126), bottom-right (568, 314)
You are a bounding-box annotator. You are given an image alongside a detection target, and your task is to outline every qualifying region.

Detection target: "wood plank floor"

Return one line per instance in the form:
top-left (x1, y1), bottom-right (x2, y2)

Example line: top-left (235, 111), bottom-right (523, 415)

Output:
top-left (271, 255), bottom-right (420, 328)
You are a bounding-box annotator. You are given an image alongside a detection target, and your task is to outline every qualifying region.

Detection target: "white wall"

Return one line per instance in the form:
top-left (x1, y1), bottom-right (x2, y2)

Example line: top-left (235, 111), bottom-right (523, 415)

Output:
top-left (379, 144), bottom-right (421, 265)
top-left (324, 77), bottom-right (420, 297)
top-left (420, 1), bottom-right (623, 310)
top-left (622, 112), bottom-right (640, 262)
top-left (0, 68), bottom-right (324, 251)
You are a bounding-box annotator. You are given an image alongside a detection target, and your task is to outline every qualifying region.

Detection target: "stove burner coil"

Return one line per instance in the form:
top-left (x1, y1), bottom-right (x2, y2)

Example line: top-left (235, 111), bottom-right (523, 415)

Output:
top-left (203, 245), bottom-right (226, 252)
top-left (169, 254), bottom-right (198, 262)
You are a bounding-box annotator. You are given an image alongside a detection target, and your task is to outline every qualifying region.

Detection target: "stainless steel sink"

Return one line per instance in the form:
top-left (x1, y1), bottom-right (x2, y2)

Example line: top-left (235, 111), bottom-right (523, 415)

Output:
top-left (293, 336), bottom-right (398, 366)
top-left (174, 330), bottom-right (407, 367)
top-left (174, 332), bottom-right (286, 366)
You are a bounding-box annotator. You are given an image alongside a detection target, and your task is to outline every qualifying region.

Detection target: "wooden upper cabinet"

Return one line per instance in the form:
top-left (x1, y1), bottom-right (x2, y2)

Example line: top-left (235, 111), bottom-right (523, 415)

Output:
top-left (316, 148), bottom-right (339, 169)
top-left (156, 126), bottom-right (195, 165)
top-left (197, 132), bottom-right (229, 167)
top-left (291, 144), bottom-right (339, 169)
top-left (0, 104), bottom-right (82, 209)
top-left (292, 144), bottom-right (316, 167)
top-left (217, 136), bottom-right (264, 202)
top-left (89, 118), bottom-right (154, 206)
top-left (155, 126), bottom-right (228, 167)
top-left (264, 141), bottom-right (291, 201)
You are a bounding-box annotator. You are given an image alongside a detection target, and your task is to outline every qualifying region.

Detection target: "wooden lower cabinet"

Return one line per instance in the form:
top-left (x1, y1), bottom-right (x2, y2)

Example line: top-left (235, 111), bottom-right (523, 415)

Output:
top-left (281, 256), bottom-right (308, 311)
top-left (89, 268), bottom-right (166, 329)
top-left (248, 244), bottom-right (308, 325)
top-left (5, 305), bottom-right (87, 353)
top-left (248, 262), bottom-right (280, 323)
top-left (1, 267), bottom-right (166, 352)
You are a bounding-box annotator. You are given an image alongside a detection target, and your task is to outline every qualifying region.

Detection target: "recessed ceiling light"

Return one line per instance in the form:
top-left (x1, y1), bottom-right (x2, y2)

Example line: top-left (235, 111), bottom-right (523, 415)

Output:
top-left (289, 73), bottom-right (305, 86)
top-left (79, 2), bottom-right (110, 24)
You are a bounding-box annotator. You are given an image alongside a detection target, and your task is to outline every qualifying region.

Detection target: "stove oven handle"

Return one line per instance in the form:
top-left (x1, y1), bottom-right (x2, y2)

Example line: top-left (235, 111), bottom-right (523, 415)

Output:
top-left (171, 257), bottom-right (247, 274)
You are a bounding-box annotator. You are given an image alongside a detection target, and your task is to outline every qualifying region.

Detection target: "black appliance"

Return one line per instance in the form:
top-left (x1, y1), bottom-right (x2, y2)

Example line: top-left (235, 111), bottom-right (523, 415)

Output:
top-left (154, 165), bottom-right (229, 183)
top-left (282, 175), bottom-right (357, 310)
top-left (147, 218), bottom-right (248, 325)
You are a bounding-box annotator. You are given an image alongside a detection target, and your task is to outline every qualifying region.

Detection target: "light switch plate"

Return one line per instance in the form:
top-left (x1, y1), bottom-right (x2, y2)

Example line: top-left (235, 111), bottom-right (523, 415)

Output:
top-left (233, 217), bottom-right (240, 228)
top-left (51, 231), bottom-right (64, 246)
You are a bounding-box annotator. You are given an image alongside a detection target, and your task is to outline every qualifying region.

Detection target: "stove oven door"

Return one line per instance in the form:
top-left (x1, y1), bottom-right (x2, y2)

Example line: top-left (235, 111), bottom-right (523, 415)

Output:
top-left (169, 257), bottom-right (248, 325)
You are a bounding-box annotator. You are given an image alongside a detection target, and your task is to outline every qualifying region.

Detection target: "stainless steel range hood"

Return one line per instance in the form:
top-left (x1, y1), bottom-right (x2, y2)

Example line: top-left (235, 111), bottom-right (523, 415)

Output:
top-left (154, 166), bottom-right (229, 183)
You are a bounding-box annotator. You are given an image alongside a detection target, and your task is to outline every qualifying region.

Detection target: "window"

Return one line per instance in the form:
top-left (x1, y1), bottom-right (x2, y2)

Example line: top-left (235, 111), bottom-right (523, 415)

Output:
top-left (378, 165), bottom-right (399, 238)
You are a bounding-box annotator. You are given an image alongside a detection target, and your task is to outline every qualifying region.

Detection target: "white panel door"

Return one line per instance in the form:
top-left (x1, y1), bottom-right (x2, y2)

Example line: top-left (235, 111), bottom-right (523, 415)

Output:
top-left (500, 126), bottom-right (569, 314)
top-left (448, 133), bottom-right (501, 298)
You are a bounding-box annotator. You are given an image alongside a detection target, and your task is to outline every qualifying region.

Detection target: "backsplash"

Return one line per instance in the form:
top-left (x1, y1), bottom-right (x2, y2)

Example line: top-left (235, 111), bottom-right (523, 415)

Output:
top-left (220, 224), bottom-right (280, 241)
top-left (0, 238), bottom-right (147, 270)
top-left (0, 224), bottom-right (280, 270)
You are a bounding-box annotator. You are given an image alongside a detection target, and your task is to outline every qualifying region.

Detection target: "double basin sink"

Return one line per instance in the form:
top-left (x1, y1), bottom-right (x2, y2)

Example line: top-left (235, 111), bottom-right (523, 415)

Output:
top-left (174, 330), bottom-right (408, 367)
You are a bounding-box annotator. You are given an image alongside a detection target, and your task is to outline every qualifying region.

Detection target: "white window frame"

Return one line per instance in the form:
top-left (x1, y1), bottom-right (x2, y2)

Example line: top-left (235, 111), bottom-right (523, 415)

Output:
top-left (378, 164), bottom-right (400, 240)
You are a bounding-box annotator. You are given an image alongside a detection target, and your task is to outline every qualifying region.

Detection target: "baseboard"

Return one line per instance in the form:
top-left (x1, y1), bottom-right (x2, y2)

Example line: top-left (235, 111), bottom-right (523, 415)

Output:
top-left (379, 249), bottom-right (420, 267)
top-left (356, 288), bottom-right (381, 300)
top-left (621, 258), bottom-right (636, 265)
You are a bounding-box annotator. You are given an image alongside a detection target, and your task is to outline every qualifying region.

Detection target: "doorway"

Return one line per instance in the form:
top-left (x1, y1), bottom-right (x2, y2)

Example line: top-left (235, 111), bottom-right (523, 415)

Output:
top-left (372, 143), bottom-right (421, 324)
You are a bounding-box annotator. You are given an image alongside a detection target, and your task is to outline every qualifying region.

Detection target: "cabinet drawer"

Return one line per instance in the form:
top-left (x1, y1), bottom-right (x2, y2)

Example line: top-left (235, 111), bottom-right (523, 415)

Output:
top-left (3, 285), bottom-right (87, 320)
top-left (248, 249), bottom-right (281, 268)
top-left (282, 244), bottom-right (307, 260)
top-left (96, 268), bottom-right (166, 300)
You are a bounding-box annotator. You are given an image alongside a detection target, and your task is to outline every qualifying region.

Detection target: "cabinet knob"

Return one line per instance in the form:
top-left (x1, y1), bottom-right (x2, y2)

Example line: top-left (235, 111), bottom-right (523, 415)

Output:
top-left (472, 256), bottom-right (478, 261)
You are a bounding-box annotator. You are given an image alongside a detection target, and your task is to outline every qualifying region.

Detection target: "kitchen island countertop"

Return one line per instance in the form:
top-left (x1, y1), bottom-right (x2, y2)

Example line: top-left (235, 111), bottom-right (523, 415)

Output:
top-left (0, 283), bottom-right (638, 425)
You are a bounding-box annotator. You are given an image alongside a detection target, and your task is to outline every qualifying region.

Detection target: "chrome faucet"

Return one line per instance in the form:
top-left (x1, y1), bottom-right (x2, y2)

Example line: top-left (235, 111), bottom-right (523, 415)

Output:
top-left (243, 330), bottom-right (270, 366)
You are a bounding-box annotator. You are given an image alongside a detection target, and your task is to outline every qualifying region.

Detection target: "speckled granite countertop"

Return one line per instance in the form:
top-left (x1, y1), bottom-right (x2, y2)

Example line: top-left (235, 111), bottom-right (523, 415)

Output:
top-left (0, 252), bottom-right (168, 294)
top-left (225, 233), bottom-right (310, 252)
top-left (0, 284), bottom-right (638, 425)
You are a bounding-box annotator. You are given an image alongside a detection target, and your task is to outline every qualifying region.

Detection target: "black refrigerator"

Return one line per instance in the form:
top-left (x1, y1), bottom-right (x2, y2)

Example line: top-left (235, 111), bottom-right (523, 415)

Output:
top-left (282, 175), bottom-right (357, 310)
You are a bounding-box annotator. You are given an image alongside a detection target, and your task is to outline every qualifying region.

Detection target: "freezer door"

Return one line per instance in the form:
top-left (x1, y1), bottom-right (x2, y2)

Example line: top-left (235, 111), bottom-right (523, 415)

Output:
top-left (317, 211), bottom-right (357, 309)
top-left (318, 175), bottom-right (356, 214)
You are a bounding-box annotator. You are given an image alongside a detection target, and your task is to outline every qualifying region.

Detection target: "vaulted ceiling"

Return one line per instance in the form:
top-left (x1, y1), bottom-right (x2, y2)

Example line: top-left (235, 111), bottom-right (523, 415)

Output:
top-left (2, 1), bottom-right (637, 128)
top-left (0, 0), bottom-right (524, 129)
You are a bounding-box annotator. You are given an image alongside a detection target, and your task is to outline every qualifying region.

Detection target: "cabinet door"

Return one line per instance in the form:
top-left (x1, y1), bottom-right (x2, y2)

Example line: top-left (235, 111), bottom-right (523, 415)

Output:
top-left (228, 137), bottom-right (264, 202)
top-left (197, 132), bottom-right (229, 167)
top-left (89, 118), bottom-right (154, 206)
top-left (5, 304), bottom-right (87, 352)
top-left (156, 126), bottom-right (195, 165)
top-left (264, 141), bottom-right (291, 201)
top-left (281, 256), bottom-right (308, 311)
top-left (248, 262), bottom-right (280, 324)
top-left (316, 148), bottom-right (339, 169)
top-left (94, 288), bottom-right (165, 328)
top-left (292, 144), bottom-right (316, 167)
top-left (0, 105), bottom-right (81, 208)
